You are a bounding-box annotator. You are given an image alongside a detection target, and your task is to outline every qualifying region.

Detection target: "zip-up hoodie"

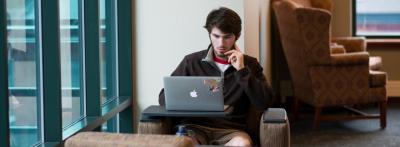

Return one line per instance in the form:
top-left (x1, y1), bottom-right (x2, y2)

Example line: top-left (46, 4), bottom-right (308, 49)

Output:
top-left (159, 48), bottom-right (274, 130)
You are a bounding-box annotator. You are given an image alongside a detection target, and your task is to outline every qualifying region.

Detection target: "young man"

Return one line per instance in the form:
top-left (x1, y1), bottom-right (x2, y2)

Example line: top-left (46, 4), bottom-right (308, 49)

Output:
top-left (159, 7), bottom-right (274, 146)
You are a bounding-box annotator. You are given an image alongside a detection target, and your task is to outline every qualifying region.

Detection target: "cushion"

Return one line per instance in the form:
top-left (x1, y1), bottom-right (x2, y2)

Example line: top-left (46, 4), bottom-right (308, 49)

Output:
top-left (369, 56), bottom-right (383, 71)
top-left (369, 70), bottom-right (387, 87)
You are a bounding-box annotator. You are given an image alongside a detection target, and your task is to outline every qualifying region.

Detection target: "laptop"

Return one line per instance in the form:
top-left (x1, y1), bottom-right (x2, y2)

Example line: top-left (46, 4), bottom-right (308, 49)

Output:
top-left (163, 76), bottom-right (224, 111)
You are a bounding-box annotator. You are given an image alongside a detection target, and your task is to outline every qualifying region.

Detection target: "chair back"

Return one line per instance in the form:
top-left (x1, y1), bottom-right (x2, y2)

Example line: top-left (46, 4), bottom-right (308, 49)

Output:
top-left (273, 0), bottom-right (310, 103)
top-left (273, 0), bottom-right (374, 107)
top-left (273, 0), bottom-right (333, 11)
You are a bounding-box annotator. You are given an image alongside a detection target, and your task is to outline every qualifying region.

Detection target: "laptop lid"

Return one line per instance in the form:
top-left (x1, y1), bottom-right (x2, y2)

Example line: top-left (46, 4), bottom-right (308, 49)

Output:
top-left (163, 76), bottom-right (224, 111)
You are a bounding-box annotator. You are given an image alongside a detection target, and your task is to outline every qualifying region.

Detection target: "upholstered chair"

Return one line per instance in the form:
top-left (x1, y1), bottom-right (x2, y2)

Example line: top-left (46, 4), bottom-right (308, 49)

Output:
top-left (273, 0), bottom-right (387, 129)
top-left (138, 107), bottom-right (291, 147)
top-left (274, 0), bottom-right (383, 71)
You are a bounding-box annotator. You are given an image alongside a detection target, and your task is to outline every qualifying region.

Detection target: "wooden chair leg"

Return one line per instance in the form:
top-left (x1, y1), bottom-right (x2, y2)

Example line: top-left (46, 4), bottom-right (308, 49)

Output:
top-left (313, 107), bottom-right (322, 129)
top-left (380, 101), bottom-right (387, 129)
top-left (293, 97), bottom-right (300, 121)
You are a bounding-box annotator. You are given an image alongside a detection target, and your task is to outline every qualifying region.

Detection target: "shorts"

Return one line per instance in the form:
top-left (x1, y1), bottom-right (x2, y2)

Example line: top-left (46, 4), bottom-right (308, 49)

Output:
top-left (179, 124), bottom-right (252, 145)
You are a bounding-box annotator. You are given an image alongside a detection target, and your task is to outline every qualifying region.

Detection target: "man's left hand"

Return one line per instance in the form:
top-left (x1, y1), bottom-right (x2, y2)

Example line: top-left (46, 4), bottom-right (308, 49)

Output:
top-left (224, 49), bottom-right (244, 71)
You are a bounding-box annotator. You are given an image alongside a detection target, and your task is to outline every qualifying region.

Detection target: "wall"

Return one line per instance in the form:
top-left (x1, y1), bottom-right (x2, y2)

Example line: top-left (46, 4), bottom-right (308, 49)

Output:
top-left (244, 0), bottom-right (273, 81)
top-left (331, 0), bottom-right (352, 37)
top-left (134, 0), bottom-right (246, 129)
top-left (260, 0), bottom-right (272, 81)
top-left (244, 0), bottom-right (259, 59)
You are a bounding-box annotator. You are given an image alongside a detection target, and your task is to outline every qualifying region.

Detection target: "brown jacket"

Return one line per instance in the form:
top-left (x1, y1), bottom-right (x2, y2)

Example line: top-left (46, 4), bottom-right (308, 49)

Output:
top-left (159, 48), bottom-right (274, 130)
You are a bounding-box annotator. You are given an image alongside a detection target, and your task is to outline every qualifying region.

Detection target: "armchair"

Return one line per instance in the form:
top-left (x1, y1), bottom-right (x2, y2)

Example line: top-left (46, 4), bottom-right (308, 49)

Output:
top-left (274, 0), bottom-right (383, 71)
top-left (273, 0), bottom-right (387, 129)
top-left (138, 107), bottom-right (290, 147)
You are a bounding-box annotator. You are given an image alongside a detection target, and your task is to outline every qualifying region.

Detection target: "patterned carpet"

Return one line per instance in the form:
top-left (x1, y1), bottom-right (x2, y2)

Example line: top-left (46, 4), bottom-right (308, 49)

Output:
top-left (291, 103), bottom-right (400, 147)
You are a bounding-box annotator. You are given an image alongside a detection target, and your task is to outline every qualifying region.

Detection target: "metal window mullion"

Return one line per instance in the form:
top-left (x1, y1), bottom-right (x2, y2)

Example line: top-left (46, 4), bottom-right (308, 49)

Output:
top-left (83, 0), bottom-right (100, 117)
top-left (0, 0), bottom-right (10, 146)
top-left (116, 0), bottom-right (133, 133)
top-left (41, 0), bottom-right (62, 142)
top-left (105, 0), bottom-right (117, 132)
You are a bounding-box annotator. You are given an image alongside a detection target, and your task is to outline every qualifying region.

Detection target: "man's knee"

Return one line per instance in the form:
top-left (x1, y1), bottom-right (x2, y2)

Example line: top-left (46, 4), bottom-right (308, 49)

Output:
top-left (225, 136), bottom-right (252, 146)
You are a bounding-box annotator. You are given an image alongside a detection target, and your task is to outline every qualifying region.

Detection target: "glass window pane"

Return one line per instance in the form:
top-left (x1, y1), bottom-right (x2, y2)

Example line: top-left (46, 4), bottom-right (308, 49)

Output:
top-left (59, 0), bottom-right (83, 128)
top-left (100, 0), bottom-right (117, 105)
top-left (355, 0), bottom-right (400, 36)
top-left (7, 0), bottom-right (40, 146)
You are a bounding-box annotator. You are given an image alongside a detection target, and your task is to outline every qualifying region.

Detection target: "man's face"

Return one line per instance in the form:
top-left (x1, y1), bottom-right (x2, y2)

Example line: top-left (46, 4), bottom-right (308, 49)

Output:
top-left (209, 27), bottom-right (237, 59)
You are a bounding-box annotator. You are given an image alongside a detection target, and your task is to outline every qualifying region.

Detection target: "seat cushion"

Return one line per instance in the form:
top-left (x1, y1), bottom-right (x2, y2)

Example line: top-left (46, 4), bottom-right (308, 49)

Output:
top-left (369, 70), bottom-right (387, 87)
top-left (369, 56), bottom-right (383, 71)
top-left (65, 132), bottom-right (193, 147)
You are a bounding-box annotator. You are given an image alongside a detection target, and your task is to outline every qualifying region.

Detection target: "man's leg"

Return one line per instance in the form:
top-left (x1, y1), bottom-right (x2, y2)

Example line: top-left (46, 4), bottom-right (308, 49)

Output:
top-left (210, 129), bottom-right (252, 146)
top-left (180, 124), bottom-right (208, 145)
top-left (224, 132), bottom-right (252, 147)
top-left (181, 124), bottom-right (253, 146)
top-left (185, 135), bottom-right (199, 145)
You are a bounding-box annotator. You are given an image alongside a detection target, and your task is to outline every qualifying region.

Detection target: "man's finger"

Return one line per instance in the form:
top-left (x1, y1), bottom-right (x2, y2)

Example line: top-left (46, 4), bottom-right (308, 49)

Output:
top-left (232, 56), bottom-right (237, 63)
top-left (228, 53), bottom-right (237, 63)
top-left (227, 54), bottom-right (234, 63)
top-left (224, 50), bottom-right (237, 55)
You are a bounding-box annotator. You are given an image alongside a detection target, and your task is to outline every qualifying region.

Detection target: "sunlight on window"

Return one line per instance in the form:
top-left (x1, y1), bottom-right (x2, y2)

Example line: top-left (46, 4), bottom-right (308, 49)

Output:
top-left (355, 0), bottom-right (400, 36)
top-left (99, 0), bottom-right (117, 105)
top-left (7, 0), bottom-right (40, 146)
top-left (59, 0), bottom-right (83, 128)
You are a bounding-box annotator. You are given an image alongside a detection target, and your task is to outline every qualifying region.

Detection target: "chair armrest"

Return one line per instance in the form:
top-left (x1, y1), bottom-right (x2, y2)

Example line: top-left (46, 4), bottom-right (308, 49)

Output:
top-left (260, 108), bottom-right (290, 147)
top-left (138, 117), bottom-right (172, 134)
top-left (330, 44), bottom-right (346, 54)
top-left (330, 52), bottom-right (369, 65)
top-left (331, 37), bottom-right (366, 52)
top-left (64, 132), bottom-right (194, 147)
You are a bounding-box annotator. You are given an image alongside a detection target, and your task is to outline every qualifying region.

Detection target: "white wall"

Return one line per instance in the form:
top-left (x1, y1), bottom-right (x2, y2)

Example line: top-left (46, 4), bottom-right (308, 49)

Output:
top-left (259, 0), bottom-right (272, 81)
top-left (244, 0), bottom-right (260, 59)
top-left (134, 0), bottom-right (245, 128)
top-left (244, 0), bottom-right (273, 81)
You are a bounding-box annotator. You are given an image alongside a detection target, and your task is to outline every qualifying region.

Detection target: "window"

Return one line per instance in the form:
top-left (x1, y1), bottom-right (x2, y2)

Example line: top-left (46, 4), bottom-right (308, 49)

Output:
top-left (7, 0), bottom-right (40, 146)
top-left (354, 0), bottom-right (400, 37)
top-left (100, 0), bottom-right (117, 105)
top-left (1, 0), bottom-right (133, 146)
top-left (59, 0), bottom-right (83, 128)
top-left (99, 0), bottom-right (119, 132)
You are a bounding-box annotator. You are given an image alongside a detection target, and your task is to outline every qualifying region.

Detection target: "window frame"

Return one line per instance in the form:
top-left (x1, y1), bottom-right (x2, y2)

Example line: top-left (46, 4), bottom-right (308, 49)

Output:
top-left (40, 0), bottom-right (63, 143)
top-left (352, 0), bottom-right (400, 38)
top-left (115, 0), bottom-right (133, 133)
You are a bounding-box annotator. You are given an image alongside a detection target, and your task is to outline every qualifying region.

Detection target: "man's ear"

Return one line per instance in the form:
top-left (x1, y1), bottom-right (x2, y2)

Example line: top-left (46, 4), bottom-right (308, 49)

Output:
top-left (235, 33), bottom-right (241, 40)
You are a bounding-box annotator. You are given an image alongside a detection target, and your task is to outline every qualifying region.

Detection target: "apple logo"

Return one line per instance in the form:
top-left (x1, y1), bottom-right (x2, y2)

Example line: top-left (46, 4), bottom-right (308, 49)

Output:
top-left (190, 90), bottom-right (198, 98)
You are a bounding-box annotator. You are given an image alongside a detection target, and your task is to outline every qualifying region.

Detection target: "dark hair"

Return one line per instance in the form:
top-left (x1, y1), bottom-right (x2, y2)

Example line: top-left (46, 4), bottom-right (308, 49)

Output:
top-left (204, 7), bottom-right (242, 38)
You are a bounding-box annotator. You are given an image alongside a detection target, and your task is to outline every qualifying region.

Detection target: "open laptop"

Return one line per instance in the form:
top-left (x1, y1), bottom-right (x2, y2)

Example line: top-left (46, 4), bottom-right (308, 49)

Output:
top-left (163, 76), bottom-right (224, 111)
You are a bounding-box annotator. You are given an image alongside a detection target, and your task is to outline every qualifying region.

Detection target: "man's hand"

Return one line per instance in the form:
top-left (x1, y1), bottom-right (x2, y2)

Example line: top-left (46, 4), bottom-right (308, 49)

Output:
top-left (224, 48), bottom-right (244, 70)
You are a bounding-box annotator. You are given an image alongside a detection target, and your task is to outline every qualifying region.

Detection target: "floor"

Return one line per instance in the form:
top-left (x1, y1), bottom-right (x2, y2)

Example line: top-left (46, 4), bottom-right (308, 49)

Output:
top-left (291, 103), bottom-right (400, 147)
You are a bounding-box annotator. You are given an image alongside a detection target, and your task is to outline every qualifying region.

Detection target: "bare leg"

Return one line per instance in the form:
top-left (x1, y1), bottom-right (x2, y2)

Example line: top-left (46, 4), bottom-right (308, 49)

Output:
top-left (224, 135), bottom-right (252, 147)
